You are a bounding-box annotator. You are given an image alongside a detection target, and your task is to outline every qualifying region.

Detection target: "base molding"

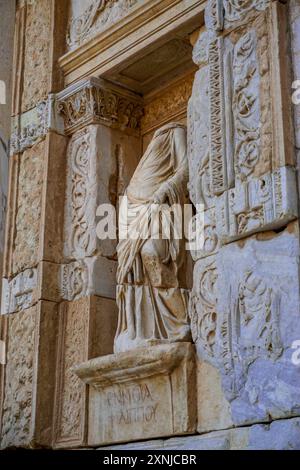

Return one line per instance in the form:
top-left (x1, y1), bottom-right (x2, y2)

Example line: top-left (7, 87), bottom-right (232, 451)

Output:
top-left (73, 342), bottom-right (197, 447)
top-left (98, 416), bottom-right (300, 450)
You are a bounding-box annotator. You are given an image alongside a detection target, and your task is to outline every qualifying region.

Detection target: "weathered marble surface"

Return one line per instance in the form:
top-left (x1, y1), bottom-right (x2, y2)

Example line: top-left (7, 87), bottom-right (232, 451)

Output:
top-left (53, 296), bottom-right (118, 448)
top-left (0, 0), bottom-right (15, 300)
top-left (115, 122), bottom-right (191, 353)
top-left (190, 224), bottom-right (300, 426)
top-left (100, 416), bottom-right (300, 450)
top-left (67, 0), bottom-right (145, 50)
top-left (0, 301), bottom-right (58, 449)
top-left (21, 0), bottom-right (51, 112)
top-left (74, 342), bottom-right (196, 446)
top-left (188, 0), bottom-right (300, 429)
top-left (11, 141), bottom-right (45, 275)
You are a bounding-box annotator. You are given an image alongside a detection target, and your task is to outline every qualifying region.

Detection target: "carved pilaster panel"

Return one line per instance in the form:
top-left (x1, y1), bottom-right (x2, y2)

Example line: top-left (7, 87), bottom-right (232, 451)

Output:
top-left (21, 0), bottom-right (52, 112)
top-left (0, 301), bottom-right (59, 448)
top-left (11, 140), bottom-right (45, 276)
top-left (189, 256), bottom-right (218, 366)
top-left (53, 296), bottom-right (117, 448)
top-left (64, 128), bottom-right (98, 260)
top-left (209, 36), bottom-right (227, 195)
top-left (216, 225), bottom-right (300, 424)
top-left (216, 166), bottom-right (298, 243)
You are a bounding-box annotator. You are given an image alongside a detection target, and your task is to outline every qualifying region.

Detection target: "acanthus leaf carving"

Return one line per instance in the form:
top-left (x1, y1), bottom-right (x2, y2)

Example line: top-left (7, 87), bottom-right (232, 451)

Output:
top-left (57, 78), bottom-right (143, 135)
top-left (67, 0), bottom-right (139, 50)
top-left (223, 0), bottom-right (271, 23)
top-left (189, 258), bottom-right (218, 365)
top-left (232, 31), bottom-right (260, 181)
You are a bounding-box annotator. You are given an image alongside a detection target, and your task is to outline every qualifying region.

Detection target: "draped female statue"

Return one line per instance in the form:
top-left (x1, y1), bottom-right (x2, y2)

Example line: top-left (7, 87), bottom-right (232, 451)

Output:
top-left (114, 122), bottom-right (191, 352)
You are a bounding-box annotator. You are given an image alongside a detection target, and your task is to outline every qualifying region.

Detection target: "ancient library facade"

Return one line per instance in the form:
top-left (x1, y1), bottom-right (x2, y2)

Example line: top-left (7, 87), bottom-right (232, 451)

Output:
top-left (0, 0), bottom-right (300, 451)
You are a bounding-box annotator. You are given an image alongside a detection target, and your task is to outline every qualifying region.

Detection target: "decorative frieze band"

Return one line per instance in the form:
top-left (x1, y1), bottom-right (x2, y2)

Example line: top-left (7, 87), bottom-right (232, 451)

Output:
top-left (10, 95), bottom-right (64, 155)
top-left (56, 77), bottom-right (143, 136)
top-left (67, 0), bottom-right (140, 50)
top-left (223, 0), bottom-right (271, 24)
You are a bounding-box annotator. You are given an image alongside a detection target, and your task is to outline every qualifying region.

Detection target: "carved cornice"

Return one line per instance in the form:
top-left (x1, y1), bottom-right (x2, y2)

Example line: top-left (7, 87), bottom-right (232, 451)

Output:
top-left (56, 78), bottom-right (143, 135)
top-left (59, 0), bottom-right (204, 86)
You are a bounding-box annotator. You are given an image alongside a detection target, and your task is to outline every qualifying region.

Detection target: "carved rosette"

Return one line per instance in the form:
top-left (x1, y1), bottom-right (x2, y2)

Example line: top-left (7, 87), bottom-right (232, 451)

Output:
top-left (57, 78), bottom-right (143, 135)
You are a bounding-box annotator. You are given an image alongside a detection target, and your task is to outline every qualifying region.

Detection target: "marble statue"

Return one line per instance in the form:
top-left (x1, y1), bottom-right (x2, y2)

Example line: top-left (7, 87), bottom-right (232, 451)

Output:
top-left (114, 122), bottom-right (191, 352)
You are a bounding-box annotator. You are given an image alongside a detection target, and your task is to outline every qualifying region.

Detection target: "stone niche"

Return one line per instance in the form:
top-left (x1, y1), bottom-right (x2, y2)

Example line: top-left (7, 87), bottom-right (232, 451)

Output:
top-left (59, 1), bottom-right (202, 448)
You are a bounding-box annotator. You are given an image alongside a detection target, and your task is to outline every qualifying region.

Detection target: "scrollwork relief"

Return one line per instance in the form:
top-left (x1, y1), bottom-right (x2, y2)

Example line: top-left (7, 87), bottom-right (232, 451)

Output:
top-left (61, 261), bottom-right (88, 302)
top-left (67, 0), bottom-right (139, 49)
top-left (189, 259), bottom-right (218, 365)
top-left (69, 131), bottom-right (96, 258)
top-left (223, 0), bottom-right (271, 23)
top-left (54, 300), bottom-right (89, 446)
top-left (209, 37), bottom-right (227, 195)
top-left (232, 31), bottom-right (260, 180)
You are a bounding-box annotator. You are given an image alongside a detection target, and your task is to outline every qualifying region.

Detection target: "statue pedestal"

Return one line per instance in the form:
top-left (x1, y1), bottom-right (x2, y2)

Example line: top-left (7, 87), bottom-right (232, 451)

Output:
top-left (73, 342), bottom-right (196, 446)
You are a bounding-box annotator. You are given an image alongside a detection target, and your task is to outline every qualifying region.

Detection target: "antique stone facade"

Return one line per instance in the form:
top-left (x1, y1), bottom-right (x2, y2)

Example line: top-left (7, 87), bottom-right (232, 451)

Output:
top-left (0, 0), bottom-right (300, 450)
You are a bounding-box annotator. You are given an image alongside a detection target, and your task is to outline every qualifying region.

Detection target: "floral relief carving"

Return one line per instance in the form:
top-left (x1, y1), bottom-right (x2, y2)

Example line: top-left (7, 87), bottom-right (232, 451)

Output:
top-left (64, 128), bottom-right (98, 262)
top-left (232, 31), bottom-right (260, 180)
top-left (67, 0), bottom-right (139, 49)
top-left (142, 74), bottom-right (194, 134)
top-left (189, 259), bottom-right (218, 364)
top-left (57, 79), bottom-right (143, 135)
top-left (61, 261), bottom-right (88, 301)
top-left (209, 37), bottom-right (227, 195)
top-left (70, 133), bottom-right (95, 257)
top-left (223, 0), bottom-right (270, 23)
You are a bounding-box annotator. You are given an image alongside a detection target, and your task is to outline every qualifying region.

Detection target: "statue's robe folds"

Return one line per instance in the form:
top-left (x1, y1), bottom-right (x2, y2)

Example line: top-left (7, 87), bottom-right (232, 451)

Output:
top-left (114, 122), bottom-right (191, 353)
